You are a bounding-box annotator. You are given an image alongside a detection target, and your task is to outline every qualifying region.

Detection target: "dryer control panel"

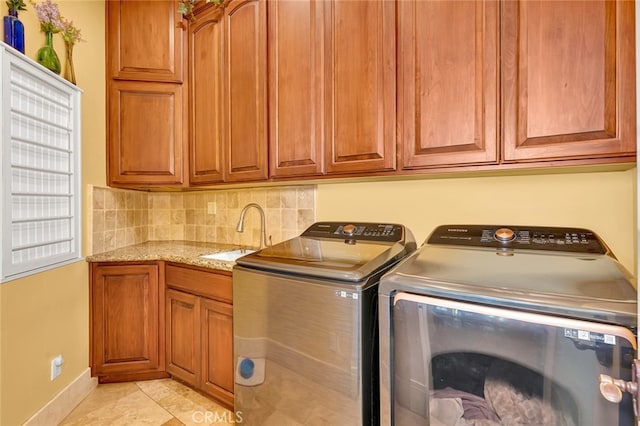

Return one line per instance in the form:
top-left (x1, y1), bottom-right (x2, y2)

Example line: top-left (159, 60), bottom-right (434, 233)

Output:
top-left (301, 222), bottom-right (408, 243)
top-left (427, 225), bottom-right (608, 254)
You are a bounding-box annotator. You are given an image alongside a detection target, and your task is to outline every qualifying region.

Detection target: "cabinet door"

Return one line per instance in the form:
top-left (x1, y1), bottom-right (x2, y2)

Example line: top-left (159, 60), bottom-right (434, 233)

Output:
top-left (188, 6), bottom-right (225, 184)
top-left (108, 80), bottom-right (187, 187)
top-left (502, 0), bottom-right (636, 162)
top-left (324, 0), bottom-right (396, 174)
top-left (223, 0), bottom-right (268, 182)
top-left (399, 0), bottom-right (499, 169)
top-left (91, 264), bottom-right (164, 377)
top-left (107, 0), bottom-right (185, 82)
top-left (166, 289), bottom-right (200, 386)
top-left (201, 297), bottom-right (234, 409)
top-left (268, 0), bottom-right (324, 178)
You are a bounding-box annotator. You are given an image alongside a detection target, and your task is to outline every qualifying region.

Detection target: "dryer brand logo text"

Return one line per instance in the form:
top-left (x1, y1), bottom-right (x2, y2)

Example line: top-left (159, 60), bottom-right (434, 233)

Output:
top-left (447, 228), bottom-right (468, 232)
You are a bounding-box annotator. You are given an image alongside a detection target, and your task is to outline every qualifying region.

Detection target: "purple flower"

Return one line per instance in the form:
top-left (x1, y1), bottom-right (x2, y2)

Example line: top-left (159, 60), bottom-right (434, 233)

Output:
top-left (31, 0), bottom-right (63, 33)
top-left (61, 18), bottom-right (82, 45)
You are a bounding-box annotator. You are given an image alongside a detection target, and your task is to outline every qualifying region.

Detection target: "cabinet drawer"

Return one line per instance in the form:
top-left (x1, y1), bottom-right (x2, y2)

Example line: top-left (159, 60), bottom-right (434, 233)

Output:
top-left (166, 264), bottom-right (232, 303)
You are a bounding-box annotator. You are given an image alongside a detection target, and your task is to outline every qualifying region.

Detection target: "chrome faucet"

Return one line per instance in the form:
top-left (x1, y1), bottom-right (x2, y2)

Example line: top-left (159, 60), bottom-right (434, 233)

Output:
top-left (236, 203), bottom-right (268, 249)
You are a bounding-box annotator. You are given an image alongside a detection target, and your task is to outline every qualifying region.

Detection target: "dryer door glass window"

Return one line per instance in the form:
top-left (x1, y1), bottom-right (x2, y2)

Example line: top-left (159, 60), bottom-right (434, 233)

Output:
top-left (391, 293), bottom-right (637, 426)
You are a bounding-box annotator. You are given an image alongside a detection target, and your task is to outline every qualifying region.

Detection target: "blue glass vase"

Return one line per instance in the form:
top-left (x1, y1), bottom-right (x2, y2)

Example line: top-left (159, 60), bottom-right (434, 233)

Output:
top-left (3, 10), bottom-right (25, 54)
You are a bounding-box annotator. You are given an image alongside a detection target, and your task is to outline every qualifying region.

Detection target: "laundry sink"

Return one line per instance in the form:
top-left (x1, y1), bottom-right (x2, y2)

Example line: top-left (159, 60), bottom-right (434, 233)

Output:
top-left (199, 249), bottom-right (256, 262)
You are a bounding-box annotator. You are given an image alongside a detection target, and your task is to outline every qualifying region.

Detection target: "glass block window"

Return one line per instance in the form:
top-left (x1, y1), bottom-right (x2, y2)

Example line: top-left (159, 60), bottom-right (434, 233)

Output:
top-left (1, 43), bottom-right (82, 282)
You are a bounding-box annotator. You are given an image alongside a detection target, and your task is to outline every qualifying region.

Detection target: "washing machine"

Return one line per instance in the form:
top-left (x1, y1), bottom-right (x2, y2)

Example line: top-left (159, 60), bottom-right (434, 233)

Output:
top-left (379, 225), bottom-right (638, 425)
top-left (234, 221), bottom-right (416, 425)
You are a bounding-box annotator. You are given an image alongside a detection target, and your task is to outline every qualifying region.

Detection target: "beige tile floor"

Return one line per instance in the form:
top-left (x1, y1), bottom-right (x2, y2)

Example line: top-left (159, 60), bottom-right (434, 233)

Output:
top-left (59, 379), bottom-right (234, 426)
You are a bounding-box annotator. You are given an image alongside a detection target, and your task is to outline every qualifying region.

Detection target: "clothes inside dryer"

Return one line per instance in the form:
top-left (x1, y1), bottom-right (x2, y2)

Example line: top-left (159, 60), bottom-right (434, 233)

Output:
top-left (390, 294), bottom-right (635, 426)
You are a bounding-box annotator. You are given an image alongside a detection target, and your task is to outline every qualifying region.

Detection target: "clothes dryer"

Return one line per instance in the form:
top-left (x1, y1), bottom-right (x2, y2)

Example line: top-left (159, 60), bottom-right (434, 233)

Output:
top-left (379, 225), bottom-right (637, 425)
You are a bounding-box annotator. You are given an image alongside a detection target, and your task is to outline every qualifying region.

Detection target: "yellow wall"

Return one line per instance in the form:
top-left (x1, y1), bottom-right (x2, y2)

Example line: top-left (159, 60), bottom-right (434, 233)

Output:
top-left (317, 168), bottom-right (638, 275)
top-left (0, 0), bottom-right (636, 424)
top-left (0, 1), bottom-right (105, 424)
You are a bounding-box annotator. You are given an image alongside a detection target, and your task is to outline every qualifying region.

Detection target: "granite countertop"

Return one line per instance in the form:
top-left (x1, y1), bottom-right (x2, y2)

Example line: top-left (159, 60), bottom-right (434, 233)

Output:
top-left (85, 241), bottom-right (256, 272)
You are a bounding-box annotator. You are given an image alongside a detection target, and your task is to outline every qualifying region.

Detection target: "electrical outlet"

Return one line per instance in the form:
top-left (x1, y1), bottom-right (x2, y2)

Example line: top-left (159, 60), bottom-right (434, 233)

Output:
top-left (50, 354), bottom-right (64, 380)
top-left (207, 202), bottom-right (216, 215)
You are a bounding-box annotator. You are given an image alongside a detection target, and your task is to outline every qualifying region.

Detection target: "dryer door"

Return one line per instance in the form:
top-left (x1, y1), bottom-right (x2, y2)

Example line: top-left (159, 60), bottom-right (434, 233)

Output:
top-left (390, 293), bottom-right (637, 425)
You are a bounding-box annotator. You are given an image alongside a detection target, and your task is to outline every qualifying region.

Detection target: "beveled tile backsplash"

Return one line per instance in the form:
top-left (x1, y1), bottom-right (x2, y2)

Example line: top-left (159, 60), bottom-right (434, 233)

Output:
top-left (90, 185), bottom-right (316, 255)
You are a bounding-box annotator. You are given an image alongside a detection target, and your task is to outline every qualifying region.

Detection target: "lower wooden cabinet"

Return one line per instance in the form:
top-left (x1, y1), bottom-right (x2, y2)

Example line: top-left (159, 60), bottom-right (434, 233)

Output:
top-left (89, 261), bottom-right (233, 406)
top-left (165, 264), bottom-right (234, 409)
top-left (90, 262), bottom-right (168, 382)
top-left (200, 296), bottom-right (234, 402)
top-left (166, 289), bottom-right (200, 385)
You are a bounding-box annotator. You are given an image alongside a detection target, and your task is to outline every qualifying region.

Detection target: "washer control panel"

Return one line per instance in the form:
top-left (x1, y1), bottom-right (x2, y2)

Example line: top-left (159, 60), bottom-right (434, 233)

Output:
top-left (301, 222), bottom-right (407, 243)
top-left (427, 225), bottom-right (607, 254)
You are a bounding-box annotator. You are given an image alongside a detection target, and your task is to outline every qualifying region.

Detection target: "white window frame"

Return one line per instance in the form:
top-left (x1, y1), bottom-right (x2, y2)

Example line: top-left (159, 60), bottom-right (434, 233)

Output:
top-left (0, 42), bottom-right (82, 283)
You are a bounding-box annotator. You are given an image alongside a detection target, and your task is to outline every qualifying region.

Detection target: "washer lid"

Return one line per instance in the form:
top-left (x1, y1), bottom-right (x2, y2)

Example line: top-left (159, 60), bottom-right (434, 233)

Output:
top-left (381, 225), bottom-right (637, 326)
top-left (235, 222), bottom-right (416, 282)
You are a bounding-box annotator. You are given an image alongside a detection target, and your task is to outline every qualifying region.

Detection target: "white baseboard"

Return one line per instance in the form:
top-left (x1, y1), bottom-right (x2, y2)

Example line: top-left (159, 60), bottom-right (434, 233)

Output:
top-left (23, 368), bottom-right (98, 426)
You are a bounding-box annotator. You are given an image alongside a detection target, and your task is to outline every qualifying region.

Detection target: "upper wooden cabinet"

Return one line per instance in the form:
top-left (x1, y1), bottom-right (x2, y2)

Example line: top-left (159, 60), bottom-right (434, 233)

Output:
top-left (399, 0), bottom-right (499, 169)
top-left (323, 0), bottom-right (397, 174)
top-left (107, 0), bottom-right (187, 188)
top-left (188, 0), bottom-right (268, 185)
top-left (267, 0), bottom-right (324, 178)
top-left (501, 0), bottom-right (636, 163)
top-left (268, 0), bottom-right (396, 177)
top-left (400, 0), bottom-right (635, 169)
top-left (189, 0), bottom-right (325, 185)
top-left (188, 5), bottom-right (225, 184)
top-left (223, 0), bottom-right (269, 182)
top-left (108, 80), bottom-right (187, 187)
top-left (107, 0), bottom-right (635, 190)
top-left (107, 0), bottom-right (185, 82)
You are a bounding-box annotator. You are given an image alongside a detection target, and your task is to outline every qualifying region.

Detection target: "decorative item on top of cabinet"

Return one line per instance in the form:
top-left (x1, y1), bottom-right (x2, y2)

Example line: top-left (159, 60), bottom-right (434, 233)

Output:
top-left (32, 0), bottom-right (65, 75)
top-left (90, 262), bottom-right (168, 383)
top-left (501, 0), bottom-right (636, 163)
top-left (165, 264), bottom-right (234, 410)
top-left (61, 19), bottom-right (83, 85)
top-left (3, 0), bottom-right (25, 54)
top-left (35, 30), bottom-right (60, 74)
top-left (178, 0), bottom-right (221, 21)
top-left (399, 0), bottom-right (499, 169)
